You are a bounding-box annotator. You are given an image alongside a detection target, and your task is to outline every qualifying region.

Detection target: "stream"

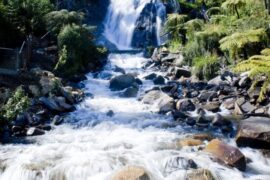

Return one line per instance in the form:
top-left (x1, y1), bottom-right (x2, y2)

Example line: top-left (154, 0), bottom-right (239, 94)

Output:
top-left (0, 0), bottom-right (270, 180)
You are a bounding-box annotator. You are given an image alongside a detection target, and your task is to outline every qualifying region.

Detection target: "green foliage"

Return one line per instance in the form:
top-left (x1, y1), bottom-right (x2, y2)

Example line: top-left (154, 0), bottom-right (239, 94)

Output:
top-left (193, 53), bottom-right (220, 80)
top-left (5, 0), bottom-right (54, 35)
top-left (234, 49), bottom-right (270, 101)
top-left (165, 14), bottom-right (187, 41)
top-left (45, 9), bottom-right (84, 35)
top-left (222, 0), bottom-right (247, 18)
top-left (168, 39), bottom-right (182, 53)
top-left (55, 24), bottom-right (107, 76)
top-left (219, 28), bottom-right (267, 62)
top-left (1, 87), bottom-right (30, 121)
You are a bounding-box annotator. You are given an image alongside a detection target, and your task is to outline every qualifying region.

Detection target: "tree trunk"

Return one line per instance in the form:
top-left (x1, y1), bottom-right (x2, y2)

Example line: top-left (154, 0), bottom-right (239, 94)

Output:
top-left (235, 6), bottom-right (240, 19)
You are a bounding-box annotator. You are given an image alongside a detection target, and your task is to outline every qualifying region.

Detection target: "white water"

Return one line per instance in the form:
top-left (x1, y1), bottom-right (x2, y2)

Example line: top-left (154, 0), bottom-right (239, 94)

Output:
top-left (1, 1), bottom-right (270, 180)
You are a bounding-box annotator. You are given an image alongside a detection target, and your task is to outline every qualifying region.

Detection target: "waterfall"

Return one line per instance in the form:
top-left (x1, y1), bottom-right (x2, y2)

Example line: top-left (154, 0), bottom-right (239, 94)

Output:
top-left (103, 0), bottom-right (166, 49)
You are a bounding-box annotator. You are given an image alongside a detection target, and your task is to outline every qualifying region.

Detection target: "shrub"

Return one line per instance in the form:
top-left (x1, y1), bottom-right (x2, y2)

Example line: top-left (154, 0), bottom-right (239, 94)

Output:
top-left (45, 9), bottom-right (84, 35)
top-left (1, 87), bottom-right (30, 121)
top-left (192, 53), bottom-right (220, 80)
top-left (55, 24), bottom-right (107, 76)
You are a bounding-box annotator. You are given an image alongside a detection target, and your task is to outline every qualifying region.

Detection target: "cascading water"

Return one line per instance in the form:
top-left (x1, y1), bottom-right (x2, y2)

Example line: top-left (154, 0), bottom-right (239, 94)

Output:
top-left (1, 1), bottom-right (270, 180)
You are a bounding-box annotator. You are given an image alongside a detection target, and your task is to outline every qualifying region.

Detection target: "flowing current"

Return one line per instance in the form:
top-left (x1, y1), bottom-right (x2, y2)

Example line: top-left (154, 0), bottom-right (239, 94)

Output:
top-left (1, 0), bottom-right (270, 180)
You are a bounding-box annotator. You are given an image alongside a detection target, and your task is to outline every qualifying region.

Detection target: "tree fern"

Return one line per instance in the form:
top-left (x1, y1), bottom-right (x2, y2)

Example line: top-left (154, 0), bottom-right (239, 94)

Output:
top-left (234, 48), bottom-right (270, 101)
top-left (165, 14), bottom-right (187, 40)
top-left (219, 28), bottom-right (267, 63)
top-left (222, 0), bottom-right (247, 18)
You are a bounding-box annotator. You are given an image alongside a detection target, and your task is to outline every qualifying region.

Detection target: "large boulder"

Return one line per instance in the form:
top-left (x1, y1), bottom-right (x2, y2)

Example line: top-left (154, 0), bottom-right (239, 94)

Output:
top-left (109, 74), bottom-right (137, 91)
top-left (186, 169), bottom-right (216, 180)
top-left (39, 72), bottom-right (62, 96)
top-left (205, 139), bottom-right (246, 171)
top-left (142, 90), bottom-right (175, 113)
top-left (174, 67), bottom-right (191, 79)
top-left (235, 117), bottom-right (270, 149)
top-left (112, 166), bottom-right (150, 180)
top-left (176, 99), bottom-right (196, 112)
top-left (121, 87), bottom-right (139, 98)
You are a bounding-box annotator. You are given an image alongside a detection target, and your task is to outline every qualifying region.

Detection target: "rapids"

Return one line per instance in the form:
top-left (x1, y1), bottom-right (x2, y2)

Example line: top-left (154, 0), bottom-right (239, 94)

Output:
top-left (0, 0), bottom-right (270, 180)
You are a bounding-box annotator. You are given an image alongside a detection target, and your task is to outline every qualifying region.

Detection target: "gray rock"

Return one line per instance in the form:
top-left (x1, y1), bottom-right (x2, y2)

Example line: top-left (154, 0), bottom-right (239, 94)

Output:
top-left (174, 67), bottom-right (191, 79)
top-left (153, 75), bottom-right (165, 85)
top-left (236, 117), bottom-right (270, 149)
top-left (52, 115), bottom-right (64, 125)
top-left (186, 169), bottom-right (216, 180)
top-left (212, 113), bottom-right (231, 127)
top-left (202, 102), bottom-right (220, 112)
top-left (26, 127), bottom-right (45, 136)
top-left (54, 96), bottom-right (74, 111)
top-left (39, 97), bottom-right (63, 112)
top-left (176, 99), bottom-right (196, 112)
top-left (241, 102), bottom-right (256, 113)
top-left (161, 53), bottom-right (179, 63)
top-left (122, 87), bottom-right (139, 98)
top-left (114, 65), bottom-right (126, 74)
top-left (106, 110), bottom-right (114, 117)
top-left (142, 90), bottom-right (175, 113)
top-left (28, 85), bottom-right (40, 97)
top-left (109, 74), bottom-right (137, 91)
top-left (144, 73), bottom-right (157, 80)
top-left (165, 157), bottom-right (197, 173)
top-left (238, 76), bottom-right (251, 88)
top-left (198, 91), bottom-right (217, 102)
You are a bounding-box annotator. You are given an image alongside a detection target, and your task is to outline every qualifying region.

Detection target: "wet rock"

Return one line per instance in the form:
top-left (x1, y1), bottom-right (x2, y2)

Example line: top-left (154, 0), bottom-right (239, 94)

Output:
top-left (39, 73), bottom-right (62, 95)
top-left (54, 96), bottom-right (75, 111)
top-left (234, 102), bottom-right (244, 115)
top-left (176, 99), bottom-right (196, 112)
top-left (241, 102), bottom-right (256, 113)
top-left (122, 87), bottom-right (139, 98)
top-left (114, 65), bottom-right (126, 74)
top-left (165, 157), bottom-right (197, 173)
top-left (212, 114), bottom-right (231, 127)
top-left (28, 85), bottom-right (40, 97)
top-left (161, 53), bottom-right (179, 63)
top-left (187, 91), bottom-right (200, 98)
top-left (191, 133), bottom-right (214, 141)
top-left (26, 127), bottom-right (45, 136)
top-left (144, 73), bottom-right (157, 80)
top-left (39, 97), bottom-right (63, 112)
top-left (186, 117), bottom-right (196, 126)
top-left (238, 76), bottom-right (251, 88)
top-left (222, 98), bottom-right (235, 110)
top-left (186, 169), bottom-right (216, 180)
top-left (61, 86), bottom-right (84, 104)
top-left (112, 166), bottom-right (150, 180)
top-left (135, 78), bottom-right (143, 85)
top-left (142, 90), bottom-right (175, 113)
top-left (106, 110), bottom-right (114, 117)
top-left (153, 75), bottom-right (165, 85)
top-left (109, 74), bottom-right (137, 91)
top-left (202, 102), bottom-right (220, 112)
top-left (208, 76), bottom-right (228, 86)
top-left (198, 91), bottom-right (217, 102)
top-left (172, 111), bottom-right (189, 120)
top-left (205, 139), bottom-right (246, 171)
top-left (52, 115), bottom-right (64, 125)
top-left (178, 138), bottom-right (203, 147)
top-left (14, 114), bottom-right (29, 127)
top-left (236, 117), bottom-right (270, 149)
top-left (174, 67), bottom-right (191, 79)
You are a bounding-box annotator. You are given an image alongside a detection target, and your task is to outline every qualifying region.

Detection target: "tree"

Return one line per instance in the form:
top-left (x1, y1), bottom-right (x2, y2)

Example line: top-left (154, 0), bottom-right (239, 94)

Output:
top-left (234, 48), bottom-right (270, 101)
top-left (5, 0), bottom-right (54, 35)
top-left (219, 28), bottom-right (267, 64)
top-left (222, 0), bottom-right (246, 18)
top-left (45, 9), bottom-right (84, 35)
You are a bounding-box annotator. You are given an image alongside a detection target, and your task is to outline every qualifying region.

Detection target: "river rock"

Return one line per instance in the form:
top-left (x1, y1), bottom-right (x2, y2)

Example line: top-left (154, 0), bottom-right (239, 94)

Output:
top-left (142, 90), bottom-right (175, 113)
top-left (52, 115), bottom-right (64, 125)
top-left (39, 97), bottom-right (64, 112)
top-left (54, 96), bottom-right (74, 111)
top-left (161, 53), bottom-right (179, 63)
top-left (205, 139), bottom-right (246, 171)
top-left (153, 75), bottom-right (165, 85)
top-left (186, 169), bottom-right (216, 180)
top-left (202, 102), bottom-right (220, 112)
top-left (176, 99), bottom-right (196, 112)
top-left (241, 102), bottom-right (256, 113)
top-left (174, 67), bottom-right (191, 79)
top-left (178, 138), bottom-right (203, 147)
top-left (26, 127), bottom-right (45, 136)
top-left (198, 91), bottom-right (217, 102)
top-left (191, 133), bottom-right (214, 141)
top-left (144, 73), bottom-right (157, 80)
top-left (235, 117), bottom-right (270, 149)
top-left (222, 98), bottom-right (235, 110)
top-left (39, 73), bottom-right (62, 95)
top-left (165, 157), bottom-right (197, 173)
top-left (212, 114), bottom-right (231, 127)
top-left (112, 166), bottom-right (150, 180)
top-left (238, 75), bottom-right (251, 88)
top-left (122, 87), bottom-right (139, 98)
top-left (114, 65), bottom-right (126, 74)
top-left (109, 74), bottom-right (137, 91)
